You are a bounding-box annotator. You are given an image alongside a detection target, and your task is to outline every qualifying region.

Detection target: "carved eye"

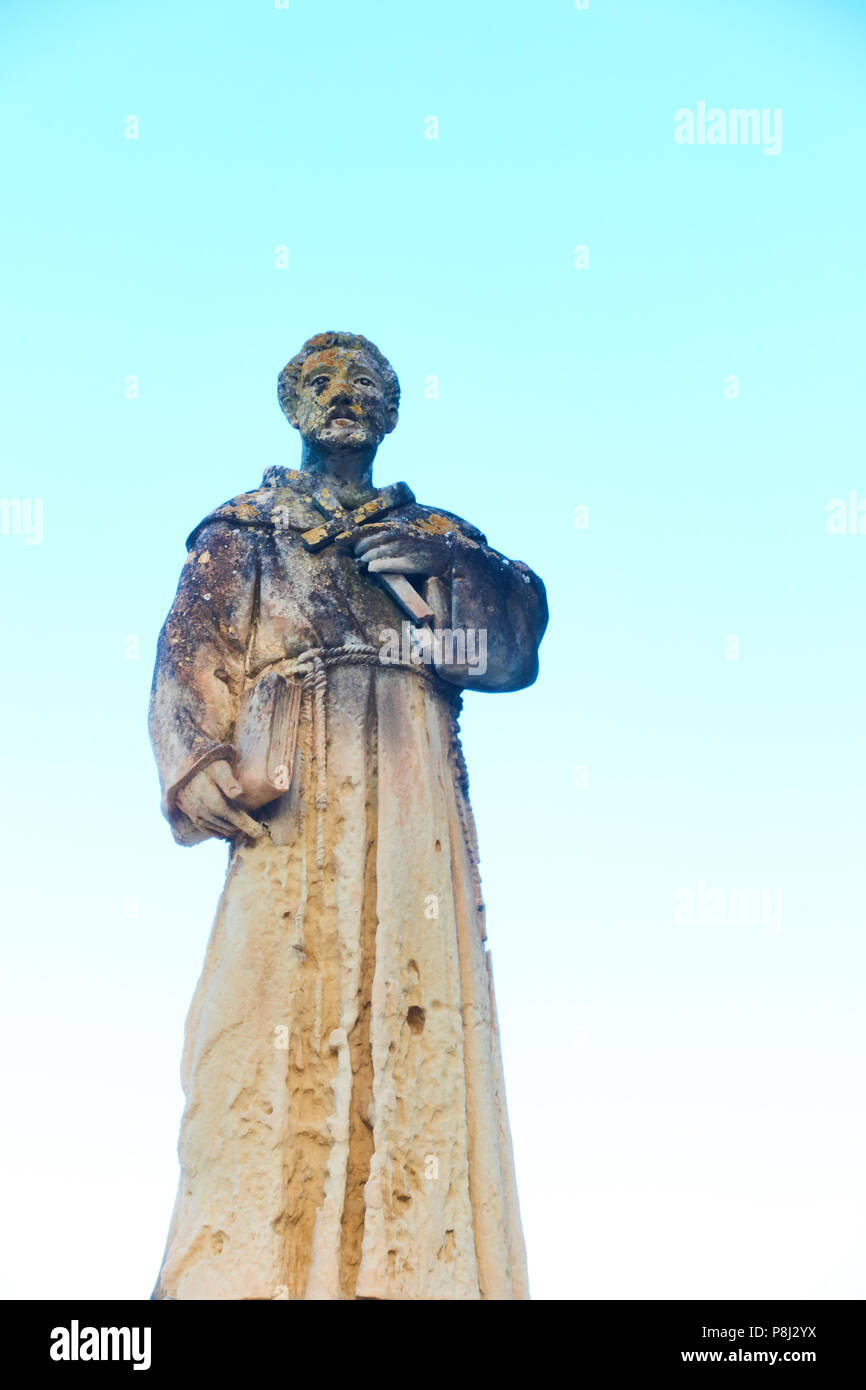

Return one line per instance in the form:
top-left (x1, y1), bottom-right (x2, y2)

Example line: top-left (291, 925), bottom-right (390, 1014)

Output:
top-left (357, 377), bottom-right (374, 387)
top-left (311, 375), bottom-right (329, 388)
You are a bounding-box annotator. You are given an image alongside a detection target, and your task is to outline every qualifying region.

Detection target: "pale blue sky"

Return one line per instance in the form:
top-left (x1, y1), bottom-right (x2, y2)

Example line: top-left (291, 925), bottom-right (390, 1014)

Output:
top-left (1, 0), bottom-right (864, 1298)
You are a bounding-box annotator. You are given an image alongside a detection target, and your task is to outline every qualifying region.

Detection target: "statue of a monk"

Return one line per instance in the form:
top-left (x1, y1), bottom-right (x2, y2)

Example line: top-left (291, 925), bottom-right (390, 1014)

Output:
top-left (148, 331), bottom-right (548, 1300)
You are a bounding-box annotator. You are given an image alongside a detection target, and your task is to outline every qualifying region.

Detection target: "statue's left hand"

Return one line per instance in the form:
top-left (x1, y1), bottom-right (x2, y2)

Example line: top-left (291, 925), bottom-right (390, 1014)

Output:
top-left (354, 526), bottom-right (450, 576)
top-left (175, 760), bottom-right (268, 842)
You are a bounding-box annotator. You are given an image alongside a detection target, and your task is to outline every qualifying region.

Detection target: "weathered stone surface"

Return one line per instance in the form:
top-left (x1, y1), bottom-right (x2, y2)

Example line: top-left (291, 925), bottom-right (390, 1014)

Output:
top-left (149, 332), bottom-right (548, 1299)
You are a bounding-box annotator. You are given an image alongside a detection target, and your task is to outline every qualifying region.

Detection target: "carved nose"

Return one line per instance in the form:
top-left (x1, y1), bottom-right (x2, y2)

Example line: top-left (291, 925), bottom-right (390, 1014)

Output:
top-left (327, 385), bottom-right (354, 406)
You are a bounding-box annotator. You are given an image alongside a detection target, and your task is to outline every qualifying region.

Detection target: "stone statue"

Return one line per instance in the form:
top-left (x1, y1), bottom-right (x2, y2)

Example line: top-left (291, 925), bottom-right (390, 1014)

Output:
top-left (148, 331), bottom-right (548, 1300)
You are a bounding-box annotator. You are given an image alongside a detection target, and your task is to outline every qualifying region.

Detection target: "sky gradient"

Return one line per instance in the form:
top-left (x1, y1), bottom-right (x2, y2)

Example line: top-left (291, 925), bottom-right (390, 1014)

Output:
top-left (1, 0), bottom-right (864, 1299)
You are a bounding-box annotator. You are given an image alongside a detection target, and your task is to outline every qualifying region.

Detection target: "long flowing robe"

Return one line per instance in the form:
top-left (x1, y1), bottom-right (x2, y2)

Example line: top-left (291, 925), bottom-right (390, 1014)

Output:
top-left (148, 465), bottom-right (548, 1300)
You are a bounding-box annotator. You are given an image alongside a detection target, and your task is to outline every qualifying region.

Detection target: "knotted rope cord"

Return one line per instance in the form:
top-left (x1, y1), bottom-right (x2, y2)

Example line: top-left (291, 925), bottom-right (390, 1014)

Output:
top-left (276, 644), bottom-right (482, 915)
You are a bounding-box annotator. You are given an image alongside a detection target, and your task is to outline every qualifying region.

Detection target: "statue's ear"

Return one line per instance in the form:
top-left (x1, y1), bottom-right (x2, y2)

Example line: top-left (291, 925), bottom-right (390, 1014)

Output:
top-left (384, 407), bottom-right (398, 435)
top-left (278, 381), bottom-right (299, 429)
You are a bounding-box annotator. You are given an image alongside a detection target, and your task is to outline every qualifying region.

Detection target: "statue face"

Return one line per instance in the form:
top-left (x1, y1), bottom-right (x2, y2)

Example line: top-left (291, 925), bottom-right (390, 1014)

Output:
top-left (292, 347), bottom-right (397, 449)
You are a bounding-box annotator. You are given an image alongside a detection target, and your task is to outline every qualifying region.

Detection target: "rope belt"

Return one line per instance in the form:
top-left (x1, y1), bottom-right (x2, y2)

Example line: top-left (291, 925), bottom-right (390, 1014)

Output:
top-left (271, 643), bottom-right (484, 923)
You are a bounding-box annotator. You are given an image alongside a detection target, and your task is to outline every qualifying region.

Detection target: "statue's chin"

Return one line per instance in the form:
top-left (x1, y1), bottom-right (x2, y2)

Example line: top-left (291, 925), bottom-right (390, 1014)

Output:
top-left (315, 424), bottom-right (371, 449)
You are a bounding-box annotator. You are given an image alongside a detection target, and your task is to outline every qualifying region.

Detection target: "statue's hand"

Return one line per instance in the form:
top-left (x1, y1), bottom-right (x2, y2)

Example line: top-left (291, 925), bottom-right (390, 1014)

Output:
top-left (175, 760), bottom-right (267, 841)
top-left (354, 526), bottom-right (451, 577)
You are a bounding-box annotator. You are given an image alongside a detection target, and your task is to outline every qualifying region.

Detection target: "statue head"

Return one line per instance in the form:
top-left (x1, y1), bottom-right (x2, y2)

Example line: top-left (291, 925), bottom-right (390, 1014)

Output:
top-left (278, 332), bottom-right (400, 454)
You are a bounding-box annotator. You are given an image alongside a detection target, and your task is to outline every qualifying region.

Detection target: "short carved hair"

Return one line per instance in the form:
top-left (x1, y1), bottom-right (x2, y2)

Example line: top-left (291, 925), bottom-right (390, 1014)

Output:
top-left (277, 331), bottom-right (401, 422)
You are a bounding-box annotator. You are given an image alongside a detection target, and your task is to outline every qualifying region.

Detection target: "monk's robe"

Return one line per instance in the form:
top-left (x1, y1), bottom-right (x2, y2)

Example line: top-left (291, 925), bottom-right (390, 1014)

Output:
top-left (148, 465), bottom-right (548, 1300)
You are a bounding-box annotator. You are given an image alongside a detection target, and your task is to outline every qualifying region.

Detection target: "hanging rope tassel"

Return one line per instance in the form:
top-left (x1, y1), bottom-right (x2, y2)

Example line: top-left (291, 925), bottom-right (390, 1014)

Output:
top-left (311, 654), bottom-right (329, 870)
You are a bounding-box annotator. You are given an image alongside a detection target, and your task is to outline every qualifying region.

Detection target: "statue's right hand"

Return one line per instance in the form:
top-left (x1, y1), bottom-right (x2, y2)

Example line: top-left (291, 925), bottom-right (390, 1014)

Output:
top-left (175, 760), bottom-right (267, 841)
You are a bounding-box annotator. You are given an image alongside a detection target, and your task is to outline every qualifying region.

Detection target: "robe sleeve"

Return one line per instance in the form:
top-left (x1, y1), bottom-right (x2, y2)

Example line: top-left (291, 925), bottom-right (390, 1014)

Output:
top-left (433, 529), bottom-right (548, 693)
top-left (148, 521), bottom-right (259, 845)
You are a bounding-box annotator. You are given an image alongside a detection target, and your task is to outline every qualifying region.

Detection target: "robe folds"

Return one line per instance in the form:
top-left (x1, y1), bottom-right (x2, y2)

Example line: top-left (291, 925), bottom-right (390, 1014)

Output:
top-left (148, 466), bottom-right (548, 1300)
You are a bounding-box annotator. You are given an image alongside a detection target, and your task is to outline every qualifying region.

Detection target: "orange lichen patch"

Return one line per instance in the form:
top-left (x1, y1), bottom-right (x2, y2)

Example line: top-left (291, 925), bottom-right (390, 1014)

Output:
top-left (301, 524), bottom-right (332, 547)
top-left (410, 514), bottom-right (480, 548)
top-left (352, 496), bottom-right (393, 524)
top-left (198, 551), bottom-right (211, 565)
top-left (234, 503), bottom-right (258, 520)
top-left (414, 513), bottom-right (456, 536)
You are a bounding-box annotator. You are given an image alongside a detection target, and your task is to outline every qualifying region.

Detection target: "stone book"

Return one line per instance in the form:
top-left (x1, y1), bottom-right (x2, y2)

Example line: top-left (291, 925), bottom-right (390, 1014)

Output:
top-left (232, 670), bottom-right (302, 810)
